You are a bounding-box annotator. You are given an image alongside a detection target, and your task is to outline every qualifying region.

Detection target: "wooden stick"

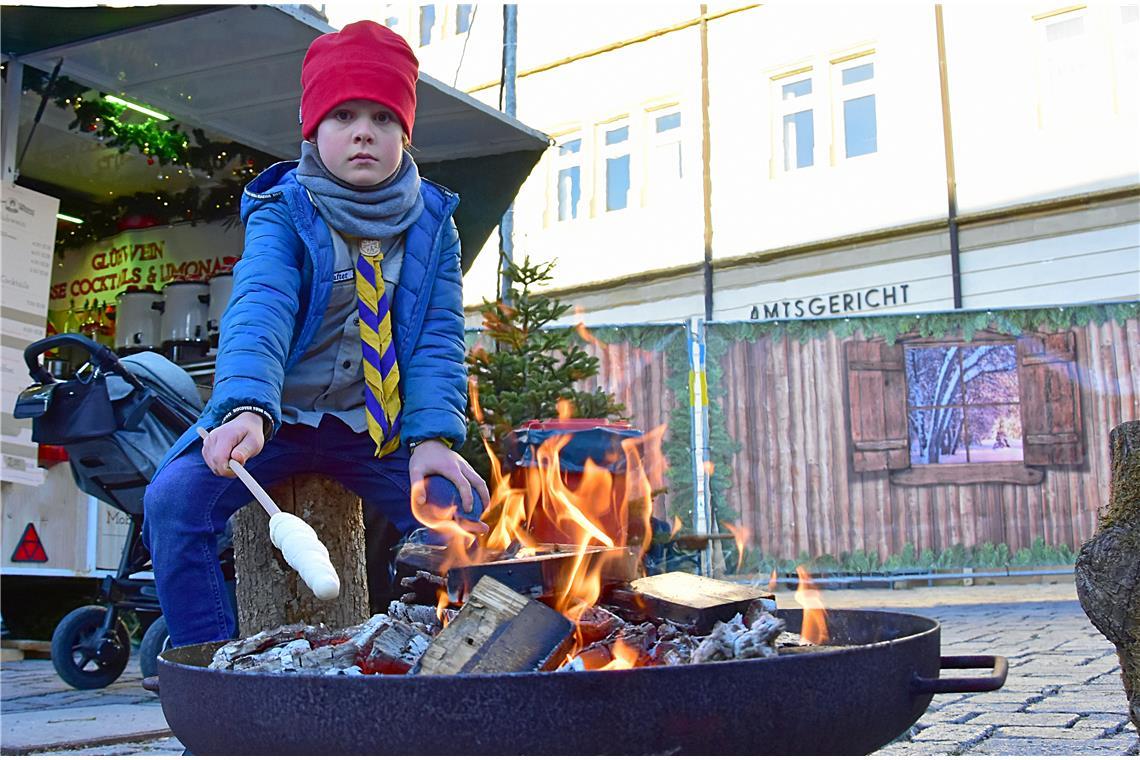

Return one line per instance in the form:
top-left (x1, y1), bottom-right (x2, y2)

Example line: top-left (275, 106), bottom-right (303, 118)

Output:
top-left (196, 427), bottom-right (280, 516)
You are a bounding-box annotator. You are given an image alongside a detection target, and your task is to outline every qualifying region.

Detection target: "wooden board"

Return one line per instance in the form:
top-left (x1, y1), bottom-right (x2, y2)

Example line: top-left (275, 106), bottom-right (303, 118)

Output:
top-left (446, 546), bottom-right (638, 603)
top-left (619, 572), bottom-right (776, 632)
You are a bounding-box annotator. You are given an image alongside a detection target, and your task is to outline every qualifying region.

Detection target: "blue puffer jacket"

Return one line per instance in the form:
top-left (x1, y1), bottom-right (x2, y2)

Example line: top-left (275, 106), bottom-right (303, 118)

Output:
top-left (154, 161), bottom-right (468, 473)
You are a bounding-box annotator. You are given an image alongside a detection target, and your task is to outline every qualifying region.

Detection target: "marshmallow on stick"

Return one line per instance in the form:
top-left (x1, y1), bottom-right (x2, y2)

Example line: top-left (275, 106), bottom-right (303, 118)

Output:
top-left (196, 427), bottom-right (340, 600)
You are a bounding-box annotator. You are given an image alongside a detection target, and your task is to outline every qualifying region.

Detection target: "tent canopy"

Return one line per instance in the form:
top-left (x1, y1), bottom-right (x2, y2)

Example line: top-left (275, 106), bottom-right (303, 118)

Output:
top-left (2, 4), bottom-right (548, 270)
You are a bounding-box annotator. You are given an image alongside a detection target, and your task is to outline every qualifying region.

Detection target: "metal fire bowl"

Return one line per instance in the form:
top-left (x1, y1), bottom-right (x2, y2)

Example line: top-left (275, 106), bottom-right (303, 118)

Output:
top-left (157, 609), bottom-right (1006, 756)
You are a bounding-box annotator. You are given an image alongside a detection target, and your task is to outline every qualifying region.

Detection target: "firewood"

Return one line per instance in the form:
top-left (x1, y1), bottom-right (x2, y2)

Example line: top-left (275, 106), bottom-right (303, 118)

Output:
top-left (1076, 421), bottom-right (1140, 729)
top-left (416, 576), bottom-right (574, 675)
top-left (209, 622), bottom-right (315, 669)
top-left (398, 569), bottom-right (448, 605)
top-left (610, 572), bottom-right (776, 633)
top-left (691, 612), bottom-right (785, 664)
top-left (577, 605), bottom-right (625, 645)
top-left (446, 547), bottom-right (639, 603)
top-left (358, 619), bottom-right (431, 675)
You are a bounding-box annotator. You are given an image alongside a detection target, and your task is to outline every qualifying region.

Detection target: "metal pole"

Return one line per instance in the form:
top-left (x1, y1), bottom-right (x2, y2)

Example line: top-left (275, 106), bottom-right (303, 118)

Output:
top-left (2, 59), bottom-right (24, 184)
top-left (699, 6), bottom-right (714, 320)
top-left (935, 5), bottom-right (963, 309)
top-left (498, 4), bottom-right (518, 304)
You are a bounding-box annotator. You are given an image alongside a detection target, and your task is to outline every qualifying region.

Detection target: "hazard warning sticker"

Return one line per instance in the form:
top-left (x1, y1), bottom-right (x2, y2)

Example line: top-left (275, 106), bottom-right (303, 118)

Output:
top-left (11, 523), bottom-right (48, 562)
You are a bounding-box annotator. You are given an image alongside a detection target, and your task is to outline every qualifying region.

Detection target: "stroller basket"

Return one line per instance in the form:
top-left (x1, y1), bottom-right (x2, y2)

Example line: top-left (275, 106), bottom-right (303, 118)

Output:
top-left (18, 333), bottom-right (203, 516)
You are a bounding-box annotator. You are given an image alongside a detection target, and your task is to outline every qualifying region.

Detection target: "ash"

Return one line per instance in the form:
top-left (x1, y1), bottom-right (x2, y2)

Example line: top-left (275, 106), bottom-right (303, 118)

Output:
top-left (208, 596), bottom-right (793, 677)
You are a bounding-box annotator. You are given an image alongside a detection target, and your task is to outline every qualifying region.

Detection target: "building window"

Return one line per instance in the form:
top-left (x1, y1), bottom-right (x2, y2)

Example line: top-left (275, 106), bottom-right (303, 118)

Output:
top-left (1114, 4), bottom-right (1139, 115)
top-left (1036, 7), bottom-right (1096, 127)
top-left (775, 73), bottom-right (815, 171)
top-left (649, 109), bottom-right (683, 193)
top-left (419, 4), bottom-right (436, 46)
top-left (555, 137), bottom-right (582, 222)
top-left (602, 122), bottom-right (630, 212)
top-left (834, 57), bottom-right (877, 158)
top-left (456, 4), bottom-right (474, 34)
top-left (905, 343), bottom-right (1022, 465)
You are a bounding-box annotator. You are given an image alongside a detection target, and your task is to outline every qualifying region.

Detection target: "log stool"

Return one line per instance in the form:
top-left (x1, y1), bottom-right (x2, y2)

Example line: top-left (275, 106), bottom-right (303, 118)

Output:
top-left (232, 475), bottom-right (368, 636)
top-left (1076, 421), bottom-right (1140, 730)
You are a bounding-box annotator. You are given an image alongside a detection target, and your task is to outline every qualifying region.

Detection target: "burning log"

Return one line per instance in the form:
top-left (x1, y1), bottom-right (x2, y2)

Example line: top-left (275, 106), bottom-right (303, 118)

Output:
top-left (417, 576), bottom-right (574, 675)
top-left (445, 546), bottom-right (639, 603)
top-left (606, 571), bottom-right (776, 634)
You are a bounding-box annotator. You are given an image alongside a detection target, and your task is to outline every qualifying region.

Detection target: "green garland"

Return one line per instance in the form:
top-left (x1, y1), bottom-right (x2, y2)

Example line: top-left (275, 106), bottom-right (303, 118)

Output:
top-left (709, 301), bottom-right (1140, 346)
top-left (12, 66), bottom-right (275, 250)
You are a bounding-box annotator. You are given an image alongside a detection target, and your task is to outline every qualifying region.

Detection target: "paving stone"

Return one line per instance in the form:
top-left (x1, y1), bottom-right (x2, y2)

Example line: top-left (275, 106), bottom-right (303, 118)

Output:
top-left (970, 736), bottom-right (1137, 755)
top-left (29, 736), bottom-right (186, 756)
top-left (966, 711), bottom-right (1079, 727)
top-left (1074, 715), bottom-right (1130, 731)
top-left (0, 704), bottom-right (171, 755)
top-left (909, 723), bottom-right (992, 743)
top-left (992, 726), bottom-right (1107, 740)
top-left (1028, 697), bottom-right (1131, 715)
top-left (872, 740), bottom-right (962, 755)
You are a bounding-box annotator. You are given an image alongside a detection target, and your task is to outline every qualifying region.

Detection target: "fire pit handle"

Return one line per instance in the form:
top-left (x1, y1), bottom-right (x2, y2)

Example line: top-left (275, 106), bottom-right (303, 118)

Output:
top-left (911, 655), bottom-right (1008, 694)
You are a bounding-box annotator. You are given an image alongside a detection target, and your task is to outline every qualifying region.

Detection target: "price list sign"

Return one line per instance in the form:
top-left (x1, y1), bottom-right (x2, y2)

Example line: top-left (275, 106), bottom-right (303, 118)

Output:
top-left (2, 184), bottom-right (59, 485)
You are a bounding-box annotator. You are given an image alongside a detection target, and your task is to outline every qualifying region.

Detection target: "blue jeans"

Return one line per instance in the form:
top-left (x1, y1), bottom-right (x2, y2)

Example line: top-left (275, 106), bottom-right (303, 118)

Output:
top-left (142, 415), bottom-right (482, 647)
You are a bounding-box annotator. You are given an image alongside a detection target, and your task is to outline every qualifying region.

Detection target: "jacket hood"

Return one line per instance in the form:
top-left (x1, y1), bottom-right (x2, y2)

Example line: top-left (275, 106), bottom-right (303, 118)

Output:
top-left (240, 160), bottom-right (301, 222)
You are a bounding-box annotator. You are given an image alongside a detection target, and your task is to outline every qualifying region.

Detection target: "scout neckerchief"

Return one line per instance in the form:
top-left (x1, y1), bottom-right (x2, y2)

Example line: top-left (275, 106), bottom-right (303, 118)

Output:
top-left (356, 238), bottom-right (401, 456)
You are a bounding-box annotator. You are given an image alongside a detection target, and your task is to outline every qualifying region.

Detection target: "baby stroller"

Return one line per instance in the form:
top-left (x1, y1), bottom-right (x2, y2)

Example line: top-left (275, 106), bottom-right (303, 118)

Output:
top-left (14, 333), bottom-right (205, 688)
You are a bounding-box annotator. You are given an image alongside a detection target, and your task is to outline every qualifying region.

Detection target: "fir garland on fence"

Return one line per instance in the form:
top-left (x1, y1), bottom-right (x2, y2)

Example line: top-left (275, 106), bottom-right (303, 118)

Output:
top-left (710, 301), bottom-right (1140, 346)
top-left (14, 67), bottom-right (273, 250)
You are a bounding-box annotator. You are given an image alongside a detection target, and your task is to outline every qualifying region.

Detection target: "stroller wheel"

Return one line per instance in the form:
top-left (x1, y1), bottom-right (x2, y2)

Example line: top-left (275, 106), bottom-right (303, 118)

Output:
top-left (50, 605), bottom-right (131, 690)
top-left (139, 615), bottom-right (171, 679)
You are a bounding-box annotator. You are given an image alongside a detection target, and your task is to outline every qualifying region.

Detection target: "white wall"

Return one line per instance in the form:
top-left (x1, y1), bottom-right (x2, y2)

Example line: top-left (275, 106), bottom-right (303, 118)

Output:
top-left (707, 3), bottom-right (950, 258)
top-left (944, 3), bottom-right (1140, 212)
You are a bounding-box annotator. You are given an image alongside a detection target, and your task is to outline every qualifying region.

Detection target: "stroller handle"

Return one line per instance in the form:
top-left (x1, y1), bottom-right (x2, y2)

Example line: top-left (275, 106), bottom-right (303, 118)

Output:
top-left (24, 333), bottom-right (140, 388)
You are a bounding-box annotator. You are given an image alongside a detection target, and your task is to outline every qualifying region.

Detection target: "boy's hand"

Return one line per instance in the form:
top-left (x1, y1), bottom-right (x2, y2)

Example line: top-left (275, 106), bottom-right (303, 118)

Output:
top-left (409, 440), bottom-right (491, 526)
top-left (201, 412), bottom-right (266, 477)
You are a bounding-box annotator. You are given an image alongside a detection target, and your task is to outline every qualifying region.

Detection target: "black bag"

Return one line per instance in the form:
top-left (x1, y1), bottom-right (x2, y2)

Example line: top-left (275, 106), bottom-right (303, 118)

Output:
top-left (13, 371), bottom-right (117, 445)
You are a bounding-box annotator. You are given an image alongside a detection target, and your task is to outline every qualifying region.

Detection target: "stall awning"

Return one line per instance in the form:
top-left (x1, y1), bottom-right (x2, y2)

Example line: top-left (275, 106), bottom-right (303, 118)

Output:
top-left (2, 4), bottom-right (549, 270)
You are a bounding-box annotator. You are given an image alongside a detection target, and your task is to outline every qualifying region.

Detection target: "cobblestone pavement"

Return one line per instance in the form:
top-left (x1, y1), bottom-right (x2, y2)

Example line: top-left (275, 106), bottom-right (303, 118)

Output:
top-left (1, 581), bottom-right (1136, 755)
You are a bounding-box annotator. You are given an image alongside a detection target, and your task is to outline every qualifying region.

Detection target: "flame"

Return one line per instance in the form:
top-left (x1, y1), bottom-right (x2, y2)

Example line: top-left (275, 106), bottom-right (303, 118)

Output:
top-left (435, 587), bottom-right (450, 628)
top-left (556, 398), bottom-right (575, 420)
top-left (574, 314), bottom-right (609, 350)
top-left (468, 376), bottom-right (485, 424)
top-left (669, 515), bottom-right (683, 540)
top-left (703, 460), bottom-right (715, 477)
top-left (768, 569), bottom-right (778, 592)
top-left (426, 422), bottom-right (667, 660)
top-left (599, 638), bottom-right (640, 670)
top-left (722, 521), bottom-right (751, 574)
top-left (794, 565), bottom-right (829, 645)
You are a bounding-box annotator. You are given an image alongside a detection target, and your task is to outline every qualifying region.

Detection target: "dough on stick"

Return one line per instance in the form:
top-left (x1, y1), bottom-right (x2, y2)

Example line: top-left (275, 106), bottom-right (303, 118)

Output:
top-left (268, 512), bottom-right (341, 600)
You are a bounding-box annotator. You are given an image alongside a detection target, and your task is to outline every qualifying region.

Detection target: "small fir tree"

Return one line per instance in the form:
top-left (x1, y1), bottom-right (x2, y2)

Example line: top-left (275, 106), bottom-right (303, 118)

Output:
top-left (462, 256), bottom-right (624, 481)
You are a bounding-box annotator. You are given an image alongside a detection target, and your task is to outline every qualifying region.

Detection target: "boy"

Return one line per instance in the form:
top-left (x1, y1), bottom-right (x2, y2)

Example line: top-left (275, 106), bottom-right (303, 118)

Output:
top-left (143, 21), bottom-right (488, 648)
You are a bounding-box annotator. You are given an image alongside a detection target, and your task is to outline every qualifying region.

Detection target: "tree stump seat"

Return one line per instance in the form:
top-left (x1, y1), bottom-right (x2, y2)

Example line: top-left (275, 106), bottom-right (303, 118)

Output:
top-left (233, 475), bottom-right (369, 637)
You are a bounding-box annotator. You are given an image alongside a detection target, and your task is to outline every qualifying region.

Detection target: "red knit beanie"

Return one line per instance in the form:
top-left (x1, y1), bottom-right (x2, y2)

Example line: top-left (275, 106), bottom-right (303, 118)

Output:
top-left (300, 21), bottom-right (419, 141)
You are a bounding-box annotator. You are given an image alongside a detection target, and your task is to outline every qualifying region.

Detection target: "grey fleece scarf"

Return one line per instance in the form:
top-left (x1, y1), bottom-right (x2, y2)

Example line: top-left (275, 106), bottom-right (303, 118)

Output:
top-left (295, 141), bottom-right (424, 239)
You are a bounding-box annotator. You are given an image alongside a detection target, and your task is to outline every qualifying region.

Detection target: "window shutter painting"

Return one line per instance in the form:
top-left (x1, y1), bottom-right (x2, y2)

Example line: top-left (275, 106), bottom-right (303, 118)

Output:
top-left (1017, 331), bottom-right (1083, 466)
top-left (845, 341), bottom-right (910, 472)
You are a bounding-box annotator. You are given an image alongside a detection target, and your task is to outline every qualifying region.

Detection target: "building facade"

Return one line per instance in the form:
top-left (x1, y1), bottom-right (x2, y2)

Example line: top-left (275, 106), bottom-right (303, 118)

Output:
top-left (355, 2), bottom-right (1138, 326)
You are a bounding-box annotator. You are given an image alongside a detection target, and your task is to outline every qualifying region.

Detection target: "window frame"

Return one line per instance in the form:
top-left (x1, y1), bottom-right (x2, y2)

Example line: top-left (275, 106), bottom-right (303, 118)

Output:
top-left (419, 4), bottom-right (437, 47)
top-left (830, 51), bottom-right (879, 163)
top-left (552, 133), bottom-right (584, 224)
top-left (1033, 5), bottom-right (1100, 129)
top-left (644, 104), bottom-right (684, 205)
top-left (455, 3), bottom-right (474, 34)
top-left (597, 118), bottom-right (632, 214)
top-left (771, 67), bottom-right (817, 176)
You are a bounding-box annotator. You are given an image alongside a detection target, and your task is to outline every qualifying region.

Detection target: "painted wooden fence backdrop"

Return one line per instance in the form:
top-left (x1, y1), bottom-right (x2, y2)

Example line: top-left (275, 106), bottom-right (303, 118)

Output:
top-left (711, 316), bottom-right (1140, 561)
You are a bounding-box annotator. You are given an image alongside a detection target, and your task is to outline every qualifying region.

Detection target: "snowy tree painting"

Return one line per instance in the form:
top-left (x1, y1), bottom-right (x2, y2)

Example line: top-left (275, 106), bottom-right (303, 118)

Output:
top-left (905, 343), bottom-right (1022, 464)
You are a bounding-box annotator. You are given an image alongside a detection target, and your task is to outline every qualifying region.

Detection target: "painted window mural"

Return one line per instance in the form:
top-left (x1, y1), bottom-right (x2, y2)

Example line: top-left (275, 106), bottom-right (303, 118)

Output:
top-left (904, 343), bottom-right (1022, 465)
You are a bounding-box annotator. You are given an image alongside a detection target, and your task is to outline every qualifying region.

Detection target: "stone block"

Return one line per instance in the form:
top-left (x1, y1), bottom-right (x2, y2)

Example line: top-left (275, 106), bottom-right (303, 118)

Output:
top-left (992, 726), bottom-right (1106, 740)
top-left (909, 724), bottom-right (991, 743)
top-left (970, 737), bottom-right (1136, 755)
top-left (966, 712), bottom-right (1079, 727)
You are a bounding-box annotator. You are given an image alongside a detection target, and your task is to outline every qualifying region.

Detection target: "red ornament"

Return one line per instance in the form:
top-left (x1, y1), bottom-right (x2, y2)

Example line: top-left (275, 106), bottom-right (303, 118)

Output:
top-left (147, 157), bottom-right (155, 165)
top-left (117, 213), bottom-right (161, 231)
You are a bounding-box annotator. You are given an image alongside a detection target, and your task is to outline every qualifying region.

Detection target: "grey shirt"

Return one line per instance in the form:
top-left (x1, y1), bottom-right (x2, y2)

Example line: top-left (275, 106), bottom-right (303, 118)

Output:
top-left (279, 224), bottom-right (404, 431)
